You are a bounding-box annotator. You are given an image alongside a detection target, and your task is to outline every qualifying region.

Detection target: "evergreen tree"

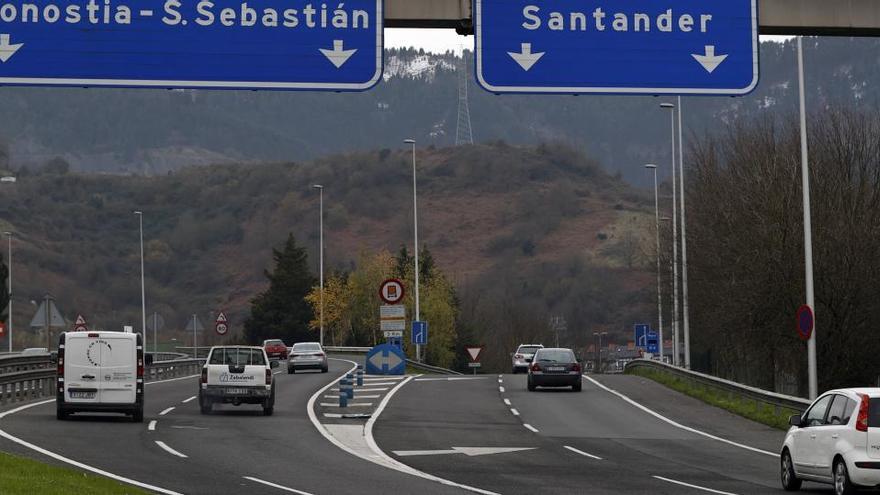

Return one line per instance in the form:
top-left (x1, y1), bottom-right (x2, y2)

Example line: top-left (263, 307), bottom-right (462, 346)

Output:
top-left (394, 245), bottom-right (411, 279)
top-left (244, 234), bottom-right (316, 345)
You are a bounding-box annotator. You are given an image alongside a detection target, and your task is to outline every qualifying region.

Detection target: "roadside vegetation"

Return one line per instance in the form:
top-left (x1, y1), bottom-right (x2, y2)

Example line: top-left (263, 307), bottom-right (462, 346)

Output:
top-left (0, 452), bottom-right (149, 494)
top-left (627, 367), bottom-right (799, 430)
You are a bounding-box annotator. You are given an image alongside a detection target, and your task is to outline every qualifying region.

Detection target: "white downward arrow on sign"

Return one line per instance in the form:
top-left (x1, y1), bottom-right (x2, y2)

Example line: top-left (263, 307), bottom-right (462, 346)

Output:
top-left (393, 447), bottom-right (536, 457)
top-left (0, 34), bottom-right (23, 63)
top-left (692, 45), bottom-right (728, 74)
top-left (508, 43), bottom-right (544, 71)
top-left (320, 40), bottom-right (357, 68)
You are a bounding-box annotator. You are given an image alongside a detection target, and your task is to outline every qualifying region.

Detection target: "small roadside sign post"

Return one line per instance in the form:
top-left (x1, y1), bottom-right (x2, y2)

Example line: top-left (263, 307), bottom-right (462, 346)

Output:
top-left (215, 311), bottom-right (229, 336)
top-left (379, 279), bottom-right (405, 305)
top-left (412, 321), bottom-right (428, 346)
top-left (185, 315), bottom-right (205, 359)
top-left (634, 324), bottom-right (650, 349)
top-left (646, 330), bottom-right (659, 355)
top-left (147, 312), bottom-right (165, 355)
top-left (29, 294), bottom-right (66, 349)
top-left (466, 346), bottom-right (485, 376)
top-left (797, 304), bottom-right (814, 341)
top-left (73, 314), bottom-right (88, 332)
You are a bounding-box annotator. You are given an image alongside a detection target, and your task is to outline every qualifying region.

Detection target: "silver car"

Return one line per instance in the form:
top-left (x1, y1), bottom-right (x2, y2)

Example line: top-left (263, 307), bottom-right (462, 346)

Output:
top-left (511, 344), bottom-right (544, 374)
top-left (288, 342), bottom-right (328, 374)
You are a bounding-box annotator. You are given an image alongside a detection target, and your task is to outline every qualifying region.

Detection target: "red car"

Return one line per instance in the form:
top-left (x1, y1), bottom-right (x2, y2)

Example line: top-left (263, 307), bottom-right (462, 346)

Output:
top-left (262, 339), bottom-right (288, 360)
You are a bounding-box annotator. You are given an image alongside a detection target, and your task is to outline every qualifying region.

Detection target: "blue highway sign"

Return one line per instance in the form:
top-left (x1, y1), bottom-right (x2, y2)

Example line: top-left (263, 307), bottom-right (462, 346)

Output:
top-left (475, 0), bottom-right (758, 95)
top-left (0, 0), bottom-right (382, 90)
top-left (365, 344), bottom-right (406, 375)
top-left (646, 330), bottom-right (659, 354)
top-left (634, 324), bottom-right (650, 348)
top-left (412, 321), bottom-right (428, 346)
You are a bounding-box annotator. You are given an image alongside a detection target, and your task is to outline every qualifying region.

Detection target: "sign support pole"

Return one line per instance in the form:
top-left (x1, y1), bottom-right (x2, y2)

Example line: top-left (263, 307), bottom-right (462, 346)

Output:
top-left (797, 37), bottom-right (818, 400)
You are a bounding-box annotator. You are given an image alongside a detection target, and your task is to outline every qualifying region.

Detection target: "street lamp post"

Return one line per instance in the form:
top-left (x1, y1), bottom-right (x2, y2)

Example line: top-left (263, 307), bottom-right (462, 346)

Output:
top-left (661, 102), bottom-right (680, 367)
top-left (404, 138), bottom-right (421, 362)
top-left (797, 37), bottom-right (818, 399)
top-left (312, 184), bottom-right (325, 347)
top-left (134, 211), bottom-right (146, 348)
top-left (677, 96), bottom-right (692, 369)
top-left (3, 231), bottom-right (11, 353)
top-left (645, 164), bottom-right (664, 363)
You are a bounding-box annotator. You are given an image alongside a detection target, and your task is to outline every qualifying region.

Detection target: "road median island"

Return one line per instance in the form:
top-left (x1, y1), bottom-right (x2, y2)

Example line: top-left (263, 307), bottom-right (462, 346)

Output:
top-left (624, 365), bottom-right (800, 430)
top-left (0, 451), bottom-right (150, 494)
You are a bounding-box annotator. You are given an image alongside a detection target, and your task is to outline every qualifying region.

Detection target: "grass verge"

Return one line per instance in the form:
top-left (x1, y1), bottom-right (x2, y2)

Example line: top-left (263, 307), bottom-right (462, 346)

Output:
top-left (626, 367), bottom-right (799, 430)
top-left (0, 451), bottom-right (150, 495)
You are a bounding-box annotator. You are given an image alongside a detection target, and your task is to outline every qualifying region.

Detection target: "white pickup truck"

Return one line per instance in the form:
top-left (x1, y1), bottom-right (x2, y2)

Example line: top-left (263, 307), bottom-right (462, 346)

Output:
top-left (198, 346), bottom-right (277, 416)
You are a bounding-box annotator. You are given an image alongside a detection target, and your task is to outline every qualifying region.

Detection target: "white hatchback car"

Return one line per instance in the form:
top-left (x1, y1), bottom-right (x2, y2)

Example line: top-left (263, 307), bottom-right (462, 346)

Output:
top-left (781, 388), bottom-right (880, 495)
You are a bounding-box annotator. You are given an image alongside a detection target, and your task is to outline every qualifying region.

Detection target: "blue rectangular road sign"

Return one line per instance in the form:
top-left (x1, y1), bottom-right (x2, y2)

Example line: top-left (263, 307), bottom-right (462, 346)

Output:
top-left (646, 330), bottom-right (659, 354)
top-left (475, 0), bottom-right (758, 95)
top-left (412, 321), bottom-right (428, 346)
top-left (634, 324), bottom-right (650, 348)
top-left (0, 0), bottom-right (382, 90)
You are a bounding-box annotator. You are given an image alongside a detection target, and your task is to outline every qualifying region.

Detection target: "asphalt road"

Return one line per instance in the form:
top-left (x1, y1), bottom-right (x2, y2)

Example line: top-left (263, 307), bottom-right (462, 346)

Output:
top-left (373, 373), bottom-right (833, 494)
top-left (0, 359), bottom-right (461, 495)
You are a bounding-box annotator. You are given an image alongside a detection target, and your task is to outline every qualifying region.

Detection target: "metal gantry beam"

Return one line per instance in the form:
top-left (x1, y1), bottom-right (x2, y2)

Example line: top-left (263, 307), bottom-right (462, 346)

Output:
top-left (385, 0), bottom-right (880, 35)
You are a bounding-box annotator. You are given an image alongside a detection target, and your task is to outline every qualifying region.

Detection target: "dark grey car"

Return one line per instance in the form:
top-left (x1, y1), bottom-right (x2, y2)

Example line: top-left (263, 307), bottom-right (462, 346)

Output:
top-left (527, 348), bottom-right (583, 392)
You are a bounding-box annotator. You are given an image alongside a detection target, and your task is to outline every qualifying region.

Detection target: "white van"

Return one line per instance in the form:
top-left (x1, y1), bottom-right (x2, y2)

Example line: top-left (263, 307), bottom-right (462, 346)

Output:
top-left (56, 331), bottom-right (151, 422)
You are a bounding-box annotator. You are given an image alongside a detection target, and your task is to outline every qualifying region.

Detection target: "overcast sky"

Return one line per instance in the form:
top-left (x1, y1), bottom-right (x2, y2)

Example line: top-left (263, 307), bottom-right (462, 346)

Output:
top-left (384, 29), bottom-right (793, 54)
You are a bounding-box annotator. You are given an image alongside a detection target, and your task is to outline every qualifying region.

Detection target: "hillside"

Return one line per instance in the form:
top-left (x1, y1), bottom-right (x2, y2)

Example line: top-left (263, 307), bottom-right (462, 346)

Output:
top-left (3, 143), bottom-right (657, 360)
top-left (1, 38), bottom-right (877, 184)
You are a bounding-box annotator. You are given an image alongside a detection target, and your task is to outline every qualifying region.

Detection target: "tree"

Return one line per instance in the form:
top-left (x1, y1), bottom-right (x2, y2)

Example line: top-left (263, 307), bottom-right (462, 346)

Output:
top-left (305, 272), bottom-right (352, 346)
top-left (0, 253), bottom-right (8, 323)
top-left (244, 234), bottom-right (316, 345)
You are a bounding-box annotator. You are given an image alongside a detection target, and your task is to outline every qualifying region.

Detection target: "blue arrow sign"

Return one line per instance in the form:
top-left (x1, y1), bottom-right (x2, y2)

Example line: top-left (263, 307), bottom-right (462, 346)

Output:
top-left (475, 0), bottom-right (758, 95)
top-left (634, 324), bottom-right (650, 348)
top-left (412, 321), bottom-right (428, 346)
top-left (365, 344), bottom-right (406, 376)
top-left (0, 0), bottom-right (382, 90)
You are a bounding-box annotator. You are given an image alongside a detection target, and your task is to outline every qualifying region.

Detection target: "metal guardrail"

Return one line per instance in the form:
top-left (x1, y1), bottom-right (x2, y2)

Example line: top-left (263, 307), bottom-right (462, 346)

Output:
top-left (147, 352), bottom-right (190, 362)
top-left (0, 357), bottom-right (204, 407)
top-left (624, 359), bottom-right (812, 414)
top-left (325, 346), bottom-right (463, 375)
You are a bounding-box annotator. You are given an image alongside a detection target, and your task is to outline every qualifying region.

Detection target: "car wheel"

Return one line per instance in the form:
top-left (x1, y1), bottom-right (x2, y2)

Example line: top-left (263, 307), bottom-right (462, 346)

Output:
top-left (572, 381), bottom-right (582, 392)
top-left (56, 404), bottom-right (69, 421)
top-left (287, 366), bottom-right (293, 374)
top-left (263, 403), bottom-right (274, 416)
top-left (199, 394), bottom-right (212, 415)
top-left (834, 458), bottom-right (857, 495)
top-left (321, 365), bottom-right (328, 373)
top-left (780, 449), bottom-right (802, 491)
top-left (512, 367), bottom-right (518, 374)
top-left (132, 405), bottom-right (144, 423)
top-left (527, 378), bottom-right (536, 392)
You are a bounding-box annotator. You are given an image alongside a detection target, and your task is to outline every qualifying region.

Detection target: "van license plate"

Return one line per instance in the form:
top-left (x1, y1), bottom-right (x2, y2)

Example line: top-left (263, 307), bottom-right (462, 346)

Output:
top-left (70, 391), bottom-right (96, 399)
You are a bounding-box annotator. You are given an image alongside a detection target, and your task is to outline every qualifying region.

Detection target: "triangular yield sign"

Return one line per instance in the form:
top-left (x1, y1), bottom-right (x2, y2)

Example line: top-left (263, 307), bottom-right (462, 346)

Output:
top-left (75, 315), bottom-right (87, 326)
top-left (466, 347), bottom-right (483, 362)
top-left (216, 312), bottom-right (228, 323)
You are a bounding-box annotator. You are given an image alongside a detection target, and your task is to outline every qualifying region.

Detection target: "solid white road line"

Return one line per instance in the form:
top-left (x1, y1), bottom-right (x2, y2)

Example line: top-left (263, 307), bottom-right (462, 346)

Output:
top-left (0, 373), bottom-right (201, 495)
top-left (325, 394), bottom-right (380, 399)
top-left (499, 386), bottom-right (505, 393)
top-left (564, 445), bottom-right (602, 460)
top-left (523, 424), bottom-right (539, 433)
top-left (154, 441), bottom-right (188, 459)
top-left (320, 402), bottom-right (374, 408)
top-left (582, 375), bottom-right (776, 457)
top-left (413, 377), bottom-right (487, 382)
top-left (363, 376), bottom-right (404, 381)
top-left (243, 476), bottom-right (315, 495)
top-left (181, 396), bottom-right (197, 403)
top-left (148, 420), bottom-right (157, 431)
top-left (354, 382), bottom-right (398, 386)
top-left (653, 476), bottom-right (739, 495)
top-left (497, 379), bottom-right (503, 383)
top-left (362, 376), bottom-right (501, 495)
top-left (510, 408), bottom-right (520, 416)
top-left (159, 407), bottom-right (175, 416)
top-left (503, 399), bottom-right (511, 406)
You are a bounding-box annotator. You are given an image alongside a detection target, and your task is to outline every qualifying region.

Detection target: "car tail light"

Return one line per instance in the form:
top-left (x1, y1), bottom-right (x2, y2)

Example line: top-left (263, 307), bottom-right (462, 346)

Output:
top-left (57, 344), bottom-right (65, 380)
top-left (530, 362), bottom-right (541, 372)
top-left (857, 393), bottom-right (870, 432)
top-left (200, 368), bottom-right (208, 384)
top-left (137, 356), bottom-right (144, 379)
top-left (265, 369), bottom-right (272, 385)
top-left (313, 353), bottom-right (325, 357)
top-left (572, 362), bottom-right (581, 373)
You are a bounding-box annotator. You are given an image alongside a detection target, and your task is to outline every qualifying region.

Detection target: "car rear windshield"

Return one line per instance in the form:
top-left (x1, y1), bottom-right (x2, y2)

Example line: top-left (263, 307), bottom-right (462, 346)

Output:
top-left (517, 346), bottom-right (542, 354)
top-left (534, 350), bottom-right (575, 363)
top-left (264, 340), bottom-right (284, 346)
top-left (209, 348), bottom-right (266, 366)
top-left (870, 398), bottom-right (880, 427)
top-left (293, 343), bottom-right (321, 352)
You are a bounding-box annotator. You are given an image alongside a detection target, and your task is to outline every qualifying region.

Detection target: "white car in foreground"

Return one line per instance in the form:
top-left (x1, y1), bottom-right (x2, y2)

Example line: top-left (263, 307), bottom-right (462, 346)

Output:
top-left (781, 388), bottom-right (880, 495)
